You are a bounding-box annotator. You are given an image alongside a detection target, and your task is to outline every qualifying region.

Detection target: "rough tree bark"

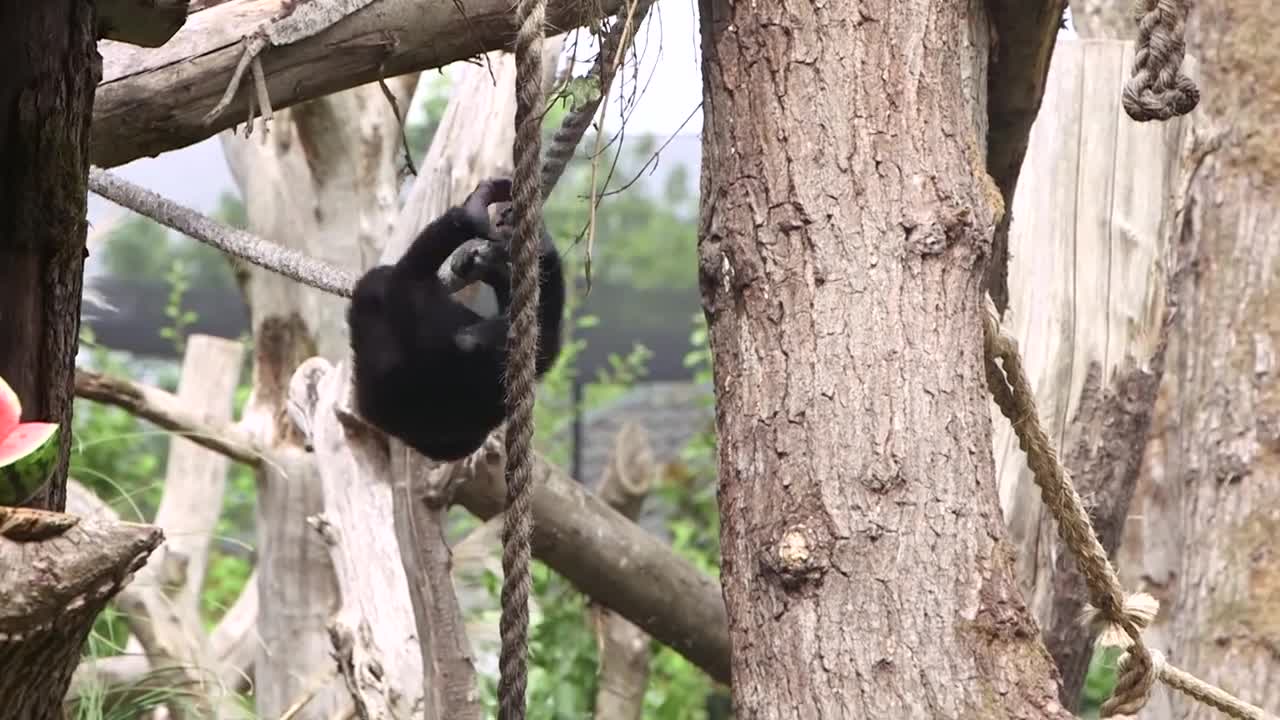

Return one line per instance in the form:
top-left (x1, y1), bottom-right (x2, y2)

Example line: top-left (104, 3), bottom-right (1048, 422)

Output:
top-left (0, 4), bottom-right (170, 718)
top-left (1066, 1), bottom-right (1280, 716)
top-left (218, 75), bottom-right (418, 718)
top-left (698, 0), bottom-right (1073, 716)
top-left (0, 0), bottom-right (99, 511)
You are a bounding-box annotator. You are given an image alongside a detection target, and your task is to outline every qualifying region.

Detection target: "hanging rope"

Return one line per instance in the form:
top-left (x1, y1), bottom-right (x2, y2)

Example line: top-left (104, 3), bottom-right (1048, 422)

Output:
top-left (982, 301), bottom-right (1277, 720)
top-left (497, 0), bottom-right (547, 716)
top-left (1122, 0), bottom-right (1200, 121)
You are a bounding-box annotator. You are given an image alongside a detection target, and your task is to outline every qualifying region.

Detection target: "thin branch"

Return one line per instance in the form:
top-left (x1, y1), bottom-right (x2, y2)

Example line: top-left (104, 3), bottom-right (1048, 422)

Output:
top-left (75, 368), bottom-right (264, 467)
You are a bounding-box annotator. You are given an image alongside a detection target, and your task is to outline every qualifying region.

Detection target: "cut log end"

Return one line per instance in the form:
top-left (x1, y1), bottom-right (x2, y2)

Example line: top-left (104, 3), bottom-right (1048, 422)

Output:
top-left (0, 512), bottom-right (163, 641)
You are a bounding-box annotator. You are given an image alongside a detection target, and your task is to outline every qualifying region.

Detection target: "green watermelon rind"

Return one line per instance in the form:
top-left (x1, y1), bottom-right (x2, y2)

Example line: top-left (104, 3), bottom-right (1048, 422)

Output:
top-left (0, 423), bottom-right (60, 507)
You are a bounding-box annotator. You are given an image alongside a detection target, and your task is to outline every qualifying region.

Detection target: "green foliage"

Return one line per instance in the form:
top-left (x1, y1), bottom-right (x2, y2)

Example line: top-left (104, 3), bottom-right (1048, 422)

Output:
top-left (544, 133), bottom-right (698, 292)
top-left (558, 76), bottom-right (602, 112)
top-left (528, 564), bottom-right (601, 717)
top-left (1077, 645), bottom-right (1122, 718)
top-left (158, 259), bottom-right (198, 353)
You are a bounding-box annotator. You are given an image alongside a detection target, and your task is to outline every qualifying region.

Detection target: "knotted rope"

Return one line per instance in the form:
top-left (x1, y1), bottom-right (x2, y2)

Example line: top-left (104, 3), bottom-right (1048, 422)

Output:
top-left (982, 301), bottom-right (1276, 720)
top-left (498, 0), bottom-right (547, 717)
top-left (1122, 0), bottom-right (1200, 121)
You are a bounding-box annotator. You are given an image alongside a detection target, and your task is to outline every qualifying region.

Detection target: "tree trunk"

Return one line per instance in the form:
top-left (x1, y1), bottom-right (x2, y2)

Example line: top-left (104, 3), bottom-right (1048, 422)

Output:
top-left (698, 1), bottom-right (1072, 716)
top-left (0, 0), bottom-right (99, 511)
top-left (1139, 5), bottom-right (1280, 717)
top-left (1070, 2), bottom-right (1280, 716)
top-left (0, 5), bottom-right (169, 718)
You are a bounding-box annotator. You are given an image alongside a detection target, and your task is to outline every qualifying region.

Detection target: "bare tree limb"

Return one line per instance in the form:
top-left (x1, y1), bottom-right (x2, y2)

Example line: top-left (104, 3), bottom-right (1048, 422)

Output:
top-left (93, 0), bottom-right (624, 168)
top-left (390, 449), bottom-right (482, 720)
top-left (457, 438), bottom-right (731, 684)
top-left (74, 367), bottom-right (263, 467)
top-left (292, 358), bottom-right (424, 718)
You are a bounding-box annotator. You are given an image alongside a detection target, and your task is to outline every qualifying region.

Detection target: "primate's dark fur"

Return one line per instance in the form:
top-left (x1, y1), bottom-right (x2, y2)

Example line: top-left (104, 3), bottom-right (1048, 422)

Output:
top-left (347, 177), bottom-right (566, 461)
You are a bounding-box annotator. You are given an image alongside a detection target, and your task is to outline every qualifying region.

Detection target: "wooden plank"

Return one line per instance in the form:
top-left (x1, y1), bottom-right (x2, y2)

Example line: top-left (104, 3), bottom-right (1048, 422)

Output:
top-left (995, 38), bottom-right (1084, 518)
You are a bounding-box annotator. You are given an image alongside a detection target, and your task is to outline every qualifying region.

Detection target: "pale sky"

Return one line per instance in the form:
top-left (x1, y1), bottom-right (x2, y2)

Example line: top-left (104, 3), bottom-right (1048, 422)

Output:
top-left (404, 0), bottom-right (706, 137)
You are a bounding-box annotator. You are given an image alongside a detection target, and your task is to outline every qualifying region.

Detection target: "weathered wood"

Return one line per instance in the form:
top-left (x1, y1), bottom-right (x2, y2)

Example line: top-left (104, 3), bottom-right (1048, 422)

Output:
top-left (97, 0), bottom-right (189, 48)
top-left (93, 0), bottom-right (621, 168)
top-left (591, 423), bottom-right (656, 720)
top-left (1119, 0), bottom-right (1280, 715)
top-left (0, 509), bottom-right (162, 718)
top-left (992, 37), bottom-right (1191, 707)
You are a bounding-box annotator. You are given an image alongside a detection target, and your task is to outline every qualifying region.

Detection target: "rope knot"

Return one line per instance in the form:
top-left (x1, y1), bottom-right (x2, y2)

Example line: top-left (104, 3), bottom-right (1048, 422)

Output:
top-left (1078, 592), bottom-right (1161, 717)
top-left (1123, 0), bottom-right (1200, 121)
top-left (1081, 591), bottom-right (1160, 648)
top-left (1103, 647), bottom-right (1165, 717)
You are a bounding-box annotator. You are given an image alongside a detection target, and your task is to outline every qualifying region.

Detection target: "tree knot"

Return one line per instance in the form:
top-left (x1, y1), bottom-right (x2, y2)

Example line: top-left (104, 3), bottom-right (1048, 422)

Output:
top-left (763, 522), bottom-right (827, 588)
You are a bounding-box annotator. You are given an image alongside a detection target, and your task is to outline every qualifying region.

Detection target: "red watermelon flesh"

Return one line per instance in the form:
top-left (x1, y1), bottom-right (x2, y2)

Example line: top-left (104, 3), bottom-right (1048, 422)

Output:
top-left (0, 374), bottom-right (18, 438)
top-left (0, 422), bottom-right (59, 463)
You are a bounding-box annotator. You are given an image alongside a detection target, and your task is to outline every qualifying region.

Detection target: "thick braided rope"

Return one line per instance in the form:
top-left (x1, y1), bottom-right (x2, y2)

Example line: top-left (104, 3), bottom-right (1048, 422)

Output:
top-left (981, 302), bottom-right (1275, 720)
top-left (497, 0), bottom-right (546, 717)
top-left (1122, 0), bottom-right (1200, 121)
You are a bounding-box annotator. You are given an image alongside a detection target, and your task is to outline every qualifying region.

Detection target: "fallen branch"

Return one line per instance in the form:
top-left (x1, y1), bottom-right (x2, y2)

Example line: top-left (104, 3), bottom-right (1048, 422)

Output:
top-left (94, 0), bottom-right (624, 167)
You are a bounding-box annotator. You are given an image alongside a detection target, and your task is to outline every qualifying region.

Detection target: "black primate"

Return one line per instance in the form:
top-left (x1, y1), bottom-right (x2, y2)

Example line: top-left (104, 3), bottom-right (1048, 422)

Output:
top-left (347, 177), bottom-right (565, 461)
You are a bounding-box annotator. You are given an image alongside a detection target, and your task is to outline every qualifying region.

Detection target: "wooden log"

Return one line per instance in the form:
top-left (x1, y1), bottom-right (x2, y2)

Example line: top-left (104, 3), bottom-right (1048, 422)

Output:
top-left (93, 0), bottom-right (621, 168)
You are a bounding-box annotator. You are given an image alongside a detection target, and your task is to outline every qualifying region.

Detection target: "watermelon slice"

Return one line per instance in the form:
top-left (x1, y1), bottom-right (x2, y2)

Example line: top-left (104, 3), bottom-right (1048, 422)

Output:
top-left (0, 375), bottom-right (61, 507)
